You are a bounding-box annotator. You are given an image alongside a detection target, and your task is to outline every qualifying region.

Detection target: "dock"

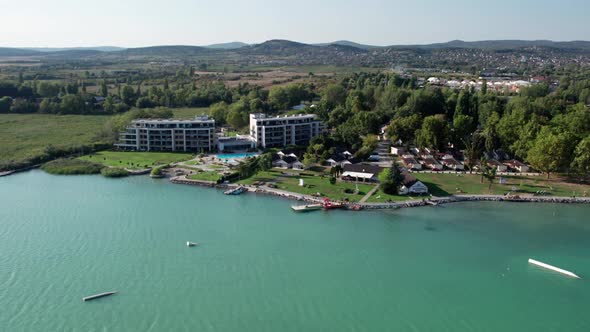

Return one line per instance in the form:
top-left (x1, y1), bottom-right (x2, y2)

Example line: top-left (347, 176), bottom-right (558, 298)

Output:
top-left (82, 291), bottom-right (117, 302)
top-left (528, 258), bottom-right (581, 279)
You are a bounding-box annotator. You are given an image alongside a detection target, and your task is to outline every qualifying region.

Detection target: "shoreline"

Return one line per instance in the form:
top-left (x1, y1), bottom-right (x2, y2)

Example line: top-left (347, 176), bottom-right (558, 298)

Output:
top-left (168, 175), bottom-right (590, 210)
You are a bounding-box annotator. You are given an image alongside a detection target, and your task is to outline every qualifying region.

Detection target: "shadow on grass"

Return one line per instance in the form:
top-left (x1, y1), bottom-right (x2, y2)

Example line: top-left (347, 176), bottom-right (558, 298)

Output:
top-left (421, 181), bottom-right (451, 196)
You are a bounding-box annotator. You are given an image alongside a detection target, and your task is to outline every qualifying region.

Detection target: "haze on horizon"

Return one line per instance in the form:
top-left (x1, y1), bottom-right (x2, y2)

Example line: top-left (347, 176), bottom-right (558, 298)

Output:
top-left (1, 0), bottom-right (588, 48)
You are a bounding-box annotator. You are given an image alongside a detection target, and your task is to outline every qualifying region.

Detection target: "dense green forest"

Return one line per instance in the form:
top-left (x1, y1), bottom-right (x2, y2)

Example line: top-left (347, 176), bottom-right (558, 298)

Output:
top-left (1, 68), bottom-right (590, 178)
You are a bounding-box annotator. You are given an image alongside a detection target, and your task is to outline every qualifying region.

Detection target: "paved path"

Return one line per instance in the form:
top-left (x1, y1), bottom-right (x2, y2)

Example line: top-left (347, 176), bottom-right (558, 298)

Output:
top-left (359, 184), bottom-right (380, 203)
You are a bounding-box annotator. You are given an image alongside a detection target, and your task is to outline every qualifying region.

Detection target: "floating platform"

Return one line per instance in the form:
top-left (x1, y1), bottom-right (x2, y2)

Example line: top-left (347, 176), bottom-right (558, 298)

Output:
top-left (82, 291), bottom-right (117, 302)
top-left (528, 258), bottom-right (581, 279)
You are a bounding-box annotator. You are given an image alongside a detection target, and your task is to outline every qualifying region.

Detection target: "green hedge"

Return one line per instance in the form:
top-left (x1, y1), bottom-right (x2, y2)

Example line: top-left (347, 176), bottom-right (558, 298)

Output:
top-left (41, 158), bottom-right (104, 175)
top-left (100, 167), bottom-right (129, 178)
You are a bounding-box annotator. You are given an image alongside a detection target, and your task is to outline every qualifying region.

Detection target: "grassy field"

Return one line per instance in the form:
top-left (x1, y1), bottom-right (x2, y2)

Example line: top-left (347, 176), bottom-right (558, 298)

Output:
top-left (79, 151), bottom-right (194, 169)
top-left (414, 173), bottom-right (590, 197)
top-left (238, 170), bottom-right (374, 201)
top-left (365, 188), bottom-right (413, 203)
top-left (0, 113), bottom-right (112, 165)
top-left (187, 171), bottom-right (222, 182)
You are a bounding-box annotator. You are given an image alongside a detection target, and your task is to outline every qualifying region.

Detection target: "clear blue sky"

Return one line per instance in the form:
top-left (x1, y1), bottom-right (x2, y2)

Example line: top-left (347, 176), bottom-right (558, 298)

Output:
top-left (1, 0), bottom-right (588, 47)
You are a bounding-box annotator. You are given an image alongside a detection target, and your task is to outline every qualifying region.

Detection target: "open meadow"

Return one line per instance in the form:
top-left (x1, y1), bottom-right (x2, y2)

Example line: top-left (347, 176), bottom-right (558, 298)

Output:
top-left (0, 113), bottom-right (111, 166)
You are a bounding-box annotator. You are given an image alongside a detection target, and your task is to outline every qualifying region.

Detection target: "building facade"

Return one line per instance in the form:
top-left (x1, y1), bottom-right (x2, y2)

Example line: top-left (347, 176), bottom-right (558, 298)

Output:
top-left (115, 116), bottom-right (216, 152)
top-left (249, 113), bottom-right (324, 149)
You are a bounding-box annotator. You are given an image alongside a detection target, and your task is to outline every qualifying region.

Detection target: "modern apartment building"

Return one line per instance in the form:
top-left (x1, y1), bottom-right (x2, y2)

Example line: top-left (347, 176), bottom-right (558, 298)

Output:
top-left (249, 113), bottom-right (324, 148)
top-left (115, 116), bottom-right (216, 152)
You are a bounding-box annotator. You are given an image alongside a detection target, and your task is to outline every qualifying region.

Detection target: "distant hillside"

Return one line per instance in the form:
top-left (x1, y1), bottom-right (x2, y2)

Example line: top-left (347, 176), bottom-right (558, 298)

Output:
top-left (390, 40), bottom-right (590, 51)
top-left (314, 40), bottom-right (378, 49)
top-left (24, 46), bottom-right (125, 52)
top-left (204, 42), bottom-right (248, 49)
top-left (120, 45), bottom-right (212, 57)
top-left (0, 47), bottom-right (41, 57)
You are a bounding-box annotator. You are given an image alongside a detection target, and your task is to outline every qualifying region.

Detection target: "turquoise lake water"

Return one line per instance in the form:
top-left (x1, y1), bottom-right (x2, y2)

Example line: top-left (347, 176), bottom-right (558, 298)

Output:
top-left (1, 170), bottom-right (589, 331)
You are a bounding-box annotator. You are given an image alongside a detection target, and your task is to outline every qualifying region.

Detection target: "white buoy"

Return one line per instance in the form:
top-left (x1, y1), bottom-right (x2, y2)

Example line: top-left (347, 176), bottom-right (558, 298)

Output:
top-left (528, 258), bottom-right (581, 279)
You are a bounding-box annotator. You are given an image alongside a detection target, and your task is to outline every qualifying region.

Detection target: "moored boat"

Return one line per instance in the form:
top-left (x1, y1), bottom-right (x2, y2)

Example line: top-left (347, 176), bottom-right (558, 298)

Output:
top-left (224, 186), bottom-right (247, 195)
top-left (322, 198), bottom-right (344, 210)
top-left (291, 204), bottom-right (323, 212)
top-left (82, 291), bottom-right (117, 302)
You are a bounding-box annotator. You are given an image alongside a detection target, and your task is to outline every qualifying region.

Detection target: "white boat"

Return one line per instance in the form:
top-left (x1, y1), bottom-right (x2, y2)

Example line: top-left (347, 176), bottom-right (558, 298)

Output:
top-left (187, 241), bottom-right (199, 247)
top-left (528, 258), bottom-right (581, 279)
top-left (82, 291), bottom-right (117, 302)
top-left (291, 204), bottom-right (323, 212)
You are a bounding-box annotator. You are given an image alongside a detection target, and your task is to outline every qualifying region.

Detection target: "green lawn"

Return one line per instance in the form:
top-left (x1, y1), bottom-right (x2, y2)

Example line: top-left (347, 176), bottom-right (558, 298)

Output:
top-left (414, 173), bottom-right (590, 197)
top-left (365, 188), bottom-right (413, 203)
top-left (187, 171), bottom-right (222, 182)
top-left (0, 113), bottom-right (112, 165)
top-left (238, 171), bottom-right (374, 201)
top-left (80, 151), bottom-right (194, 169)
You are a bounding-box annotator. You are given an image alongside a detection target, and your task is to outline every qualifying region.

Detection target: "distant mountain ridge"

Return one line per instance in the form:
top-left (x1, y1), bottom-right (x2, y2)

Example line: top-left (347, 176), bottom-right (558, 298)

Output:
top-left (1, 39), bottom-right (589, 59)
top-left (23, 46), bottom-right (125, 52)
top-left (204, 42), bottom-right (249, 49)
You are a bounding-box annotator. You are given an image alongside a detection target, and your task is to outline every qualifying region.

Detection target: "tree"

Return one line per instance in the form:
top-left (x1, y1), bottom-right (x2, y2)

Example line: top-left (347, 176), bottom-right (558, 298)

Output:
top-left (452, 114), bottom-right (476, 148)
top-left (0, 96), bottom-right (12, 113)
top-left (37, 82), bottom-right (61, 98)
top-left (379, 164), bottom-right (404, 195)
top-left (321, 84), bottom-right (347, 109)
top-left (481, 164), bottom-right (497, 191)
top-left (416, 115), bottom-right (449, 150)
top-left (571, 136), bottom-right (590, 180)
top-left (463, 133), bottom-right (483, 174)
top-left (268, 86), bottom-right (290, 110)
top-left (258, 153), bottom-right (273, 172)
top-left (527, 127), bottom-right (576, 178)
top-left (121, 85), bottom-right (136, 106)
top-left (386, 114), bottom-right (422, 145)
top-left (60, 94), bottom-right (86, 114)
top-left (100, 80), bottom-right (108, 97)
top-left (226, 109), bottom-right (247, 129)
top-left (209, 102), bottom-right (229, 126)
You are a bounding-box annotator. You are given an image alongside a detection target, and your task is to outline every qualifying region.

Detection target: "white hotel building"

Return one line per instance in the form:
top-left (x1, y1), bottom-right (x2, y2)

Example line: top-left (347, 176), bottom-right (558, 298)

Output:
top-left (115, 116), bottom-right (216, 152)
top-left (249, 113), bottom-right (324, 148)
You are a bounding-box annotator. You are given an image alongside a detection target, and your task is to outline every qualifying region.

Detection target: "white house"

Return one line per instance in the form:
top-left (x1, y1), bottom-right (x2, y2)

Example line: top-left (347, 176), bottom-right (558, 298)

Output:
top-left (441, 156), bottom-right (464, 171)
top-left (504, 160), bottom-right (529, 173)
top-left (272, 159), bottom-right (289, 168)
top-left (292, 160), bottom-right (305, 170)
top-left (399, 170), bottom-right (429, 195)
top-left (487, 159), bottom-right (507, 172)
top-left (391, 146), bottom-right (405, 155)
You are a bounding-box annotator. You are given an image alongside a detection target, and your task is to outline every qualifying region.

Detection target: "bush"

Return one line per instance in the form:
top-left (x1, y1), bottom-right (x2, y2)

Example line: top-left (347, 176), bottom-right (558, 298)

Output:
top-left (329, 177), bottom-right (336, 185)
top-left (150, 167), bottom-right (163, 177)
top-left (343, 188), bottom-right (354, 194)
top-left (100, 167), bottom-right (129, 178)
top-left (41, 158), bottom-right (104, 175)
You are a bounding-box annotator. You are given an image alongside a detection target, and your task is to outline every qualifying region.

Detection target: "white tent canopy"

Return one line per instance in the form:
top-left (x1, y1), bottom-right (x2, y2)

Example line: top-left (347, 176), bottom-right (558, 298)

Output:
top-left (341, 171), bottom-right (374, 180)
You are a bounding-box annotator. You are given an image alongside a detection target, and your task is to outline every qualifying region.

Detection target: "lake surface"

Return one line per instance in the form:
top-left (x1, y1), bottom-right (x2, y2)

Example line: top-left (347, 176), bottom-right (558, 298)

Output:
top-left (1, 170), bottom-right (589, 331)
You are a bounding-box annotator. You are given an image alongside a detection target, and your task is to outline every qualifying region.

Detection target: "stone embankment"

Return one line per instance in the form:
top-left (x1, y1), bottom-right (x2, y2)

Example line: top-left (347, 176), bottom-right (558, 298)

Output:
top-left (168, 175), bottom-right (590, 211)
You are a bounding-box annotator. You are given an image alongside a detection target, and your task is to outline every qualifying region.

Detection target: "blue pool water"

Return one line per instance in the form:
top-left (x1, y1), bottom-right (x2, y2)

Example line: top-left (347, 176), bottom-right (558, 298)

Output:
top-left (216, 152), bottom-right (258, 160)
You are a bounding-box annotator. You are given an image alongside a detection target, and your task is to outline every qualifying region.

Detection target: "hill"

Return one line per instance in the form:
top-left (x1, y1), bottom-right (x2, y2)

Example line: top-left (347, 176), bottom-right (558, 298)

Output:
top-left (314, 40), bottom-right (378, 49)
top-left (0, 47), bottom-right (41, 57)
top-left (119, 45), bottom-right (212, 57)
top-left (204, 42), bottom-right (249, 49)
top-left (24, 46), bottom-right (125, 52)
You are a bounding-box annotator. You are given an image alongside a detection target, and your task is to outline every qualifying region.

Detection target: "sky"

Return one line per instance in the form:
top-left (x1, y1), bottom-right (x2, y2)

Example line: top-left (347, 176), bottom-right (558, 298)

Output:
top-left (1, 0), bottom-right (588, 48)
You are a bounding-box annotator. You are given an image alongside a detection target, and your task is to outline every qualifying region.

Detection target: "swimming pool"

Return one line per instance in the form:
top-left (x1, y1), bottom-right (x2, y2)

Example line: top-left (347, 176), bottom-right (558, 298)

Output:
top-left (215, 153), bottom-right (258, 160)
